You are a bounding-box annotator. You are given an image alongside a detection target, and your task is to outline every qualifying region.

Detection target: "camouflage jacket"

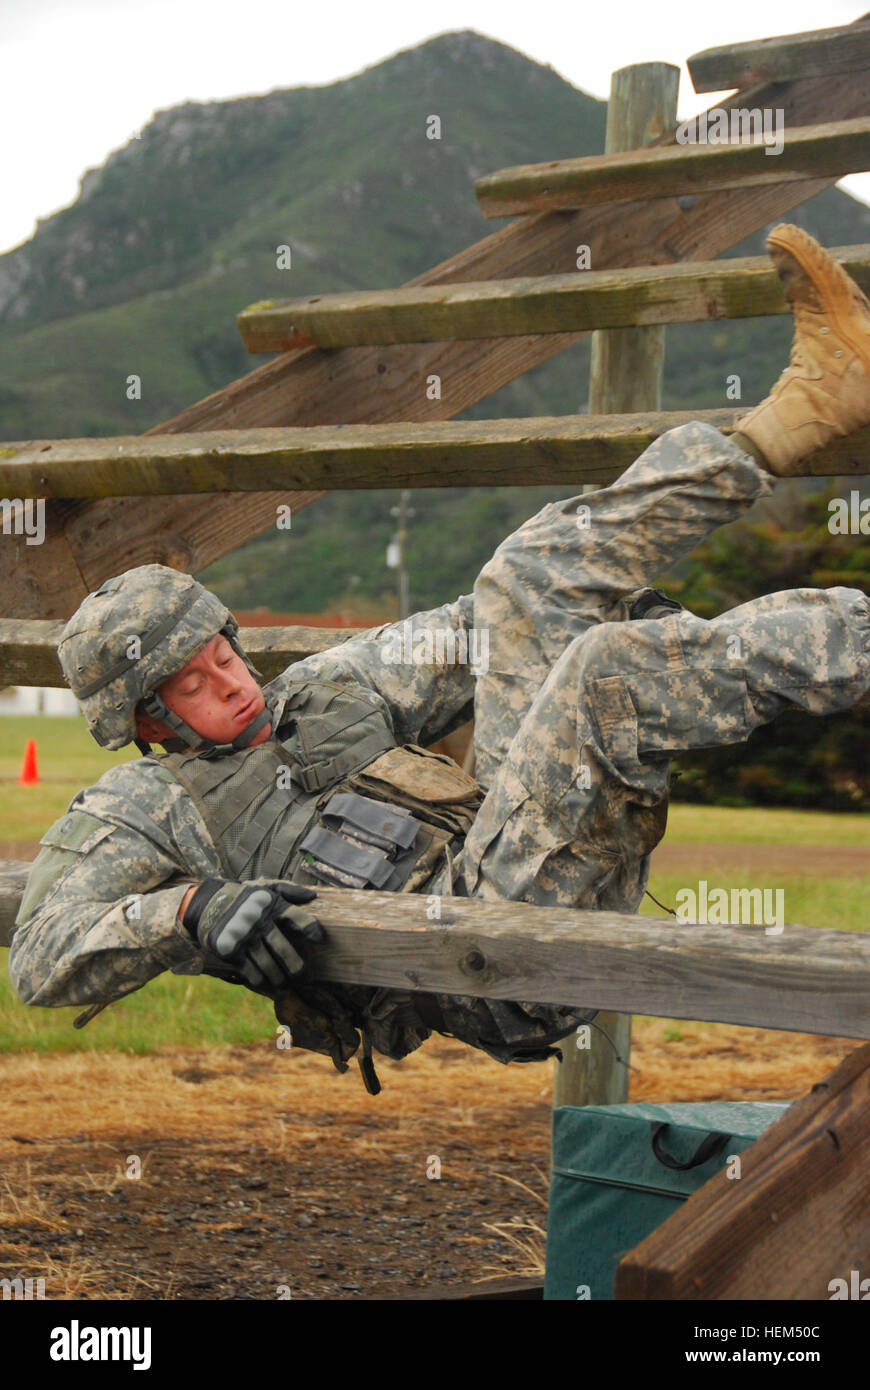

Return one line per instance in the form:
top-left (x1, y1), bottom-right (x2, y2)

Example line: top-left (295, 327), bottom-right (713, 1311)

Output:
top-left (9, 598), bottom-right (476, 1009)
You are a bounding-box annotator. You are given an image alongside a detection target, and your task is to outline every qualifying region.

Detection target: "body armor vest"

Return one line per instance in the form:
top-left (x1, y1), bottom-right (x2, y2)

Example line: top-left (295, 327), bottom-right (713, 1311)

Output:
top-left (157, 676), bottom-right (483, 895)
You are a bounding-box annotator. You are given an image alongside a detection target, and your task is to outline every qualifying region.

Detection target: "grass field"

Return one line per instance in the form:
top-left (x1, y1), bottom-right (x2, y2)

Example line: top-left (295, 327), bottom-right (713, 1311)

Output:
top-left (0, 716), bottom-right (134, 840)
top-left (0, 714), bottom-right (867, 1053)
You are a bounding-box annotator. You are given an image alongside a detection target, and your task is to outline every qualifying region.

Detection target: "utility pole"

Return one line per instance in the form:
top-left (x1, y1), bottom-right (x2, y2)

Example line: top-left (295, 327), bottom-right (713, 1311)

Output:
top-left (388, 490), bottom-right (415, 619)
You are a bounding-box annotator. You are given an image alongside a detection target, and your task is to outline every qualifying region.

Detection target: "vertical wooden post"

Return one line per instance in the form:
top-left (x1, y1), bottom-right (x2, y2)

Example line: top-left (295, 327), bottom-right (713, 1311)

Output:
top-left (588, 63), bottom-right (679, 415)
top-left (553, 62), bottom-right (679, 1112)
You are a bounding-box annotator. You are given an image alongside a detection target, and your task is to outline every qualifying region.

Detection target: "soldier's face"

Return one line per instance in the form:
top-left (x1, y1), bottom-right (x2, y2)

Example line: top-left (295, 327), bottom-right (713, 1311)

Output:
top-left (144, 633), bottom-right (271, 748)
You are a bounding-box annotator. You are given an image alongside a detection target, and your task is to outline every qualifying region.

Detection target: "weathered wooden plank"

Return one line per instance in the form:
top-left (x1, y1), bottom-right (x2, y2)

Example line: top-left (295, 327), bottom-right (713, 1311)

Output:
top-left (0, 410), bottom-right (735, 497)
top-left (236, 248), bottom-right (870, 350)
top-left (475, 118), bottom-right (870, 219)
top-left (614, 1042), bottom-right (870, 1300)
top-left (4, 408), bottom-right (870, 501)
top-left (6, 28), bottom-right (870, 618)
top-left (587, 62), bottom-right (677, 417)
top-left (0, 620), bottom-right (364, 688)
top-left (234, 246), bottom-right (870, 350)
top-left (688, 19), bottom-right (870, 94)
top-left (2, 872), bottom-right (869, 1038)
top-left (3, 406), bottom-right (870, 503)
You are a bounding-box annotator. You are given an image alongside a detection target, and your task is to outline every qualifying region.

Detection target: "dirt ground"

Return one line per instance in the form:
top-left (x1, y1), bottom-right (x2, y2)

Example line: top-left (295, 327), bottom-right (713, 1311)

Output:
top-left (2, 830), bottom-right (863, 1299)
top-left (0, 1022), bottom-right (858, 1300)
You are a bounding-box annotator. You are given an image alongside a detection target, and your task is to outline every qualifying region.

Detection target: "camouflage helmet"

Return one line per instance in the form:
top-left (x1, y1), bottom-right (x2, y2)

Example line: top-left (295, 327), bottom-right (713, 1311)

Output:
top-left (58, 564), bottom-right (266, 753)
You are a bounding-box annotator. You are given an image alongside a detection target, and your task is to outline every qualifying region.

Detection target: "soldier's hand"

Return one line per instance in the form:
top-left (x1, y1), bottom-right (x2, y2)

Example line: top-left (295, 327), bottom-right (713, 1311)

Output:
top-left (182, 878), bottom-right (324, 991)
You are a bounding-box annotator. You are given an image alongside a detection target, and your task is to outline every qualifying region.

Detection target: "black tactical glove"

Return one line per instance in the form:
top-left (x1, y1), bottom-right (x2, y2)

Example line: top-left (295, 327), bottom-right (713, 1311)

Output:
top-left (274, 983), bottom-right (363, 1074)
top-left (628, 587), bottom-right (686, 622)
top-left (183, 878), bottom-right (323, 991)
top-left (273, 982), bottom-right (435, 1096)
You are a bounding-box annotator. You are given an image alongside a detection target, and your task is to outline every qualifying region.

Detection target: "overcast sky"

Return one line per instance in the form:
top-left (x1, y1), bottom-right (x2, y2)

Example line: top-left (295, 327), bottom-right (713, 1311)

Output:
top-left (2, 0), bottom-right (869, 255)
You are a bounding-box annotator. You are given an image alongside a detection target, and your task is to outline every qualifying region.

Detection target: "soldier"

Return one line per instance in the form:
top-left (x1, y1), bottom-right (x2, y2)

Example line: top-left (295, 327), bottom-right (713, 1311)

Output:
top-left (9, 225), bottom-right (870, 1092)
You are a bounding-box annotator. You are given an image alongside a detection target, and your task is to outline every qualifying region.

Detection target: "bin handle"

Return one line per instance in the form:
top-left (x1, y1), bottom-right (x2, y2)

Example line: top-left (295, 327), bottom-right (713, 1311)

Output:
top-left (649, 1121), bottom-right (730, 1171)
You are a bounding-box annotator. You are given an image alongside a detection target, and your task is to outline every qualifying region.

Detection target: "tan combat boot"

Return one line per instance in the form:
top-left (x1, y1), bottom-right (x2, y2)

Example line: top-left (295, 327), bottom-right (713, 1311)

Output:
top-left (734, 224), bottom-right (870, 475)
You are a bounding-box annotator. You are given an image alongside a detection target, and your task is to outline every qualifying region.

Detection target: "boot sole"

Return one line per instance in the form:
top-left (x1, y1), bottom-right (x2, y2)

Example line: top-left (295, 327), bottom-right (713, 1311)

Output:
top-left (766, 223), bottom-right (870, 376)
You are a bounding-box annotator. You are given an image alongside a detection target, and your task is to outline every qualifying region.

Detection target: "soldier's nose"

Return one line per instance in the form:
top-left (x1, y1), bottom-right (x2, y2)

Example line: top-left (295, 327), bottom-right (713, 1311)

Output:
top-left (213, 667), bottom-right (246, 696)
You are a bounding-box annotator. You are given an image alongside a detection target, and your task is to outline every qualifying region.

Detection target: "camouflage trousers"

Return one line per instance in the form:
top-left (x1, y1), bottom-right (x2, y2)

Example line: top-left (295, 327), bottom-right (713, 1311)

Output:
top-left (414, 422), bottom-right (870, 1059)
top-left (300, 423), bottom-right (870, 1075)
top-left (452, 420), bottom-right (870, 906)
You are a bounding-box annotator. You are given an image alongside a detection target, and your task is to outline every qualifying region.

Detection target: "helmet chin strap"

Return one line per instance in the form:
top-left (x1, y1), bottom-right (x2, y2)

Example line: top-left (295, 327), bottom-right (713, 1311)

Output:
top-left (134, 625), bottom-right (273, 758)
top-left (136, 692), bottom-right (275, 758)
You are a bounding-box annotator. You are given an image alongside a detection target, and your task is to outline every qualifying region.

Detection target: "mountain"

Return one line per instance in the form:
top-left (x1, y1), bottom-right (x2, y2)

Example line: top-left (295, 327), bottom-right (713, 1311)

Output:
top-left (0, 31), bottom-right (606, 440)
top-left (1, 29), bottom-right (869, 616)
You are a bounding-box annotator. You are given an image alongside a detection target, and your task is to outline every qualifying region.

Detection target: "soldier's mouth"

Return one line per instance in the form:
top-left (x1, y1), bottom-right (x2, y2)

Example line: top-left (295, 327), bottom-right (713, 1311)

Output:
top-left (235, 697), bottom-right (260, 722)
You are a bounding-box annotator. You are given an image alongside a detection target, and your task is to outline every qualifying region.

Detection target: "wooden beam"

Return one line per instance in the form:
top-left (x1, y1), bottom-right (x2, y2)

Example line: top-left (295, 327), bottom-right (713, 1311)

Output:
top-left (688, 18), bottom-right (870, 94)
top-left (587, 63), bottom-right (678, 418)
top-left (0, 619), bottom-right (366, 688)
top-left (4, 410), bottom-right (870, 502)
top-left (474, 118), bottom-right (870, 219)
top-left (3, 408), bottom-right (869, 503)
top-left (2, 871), bottom-right (870, 1038)
top-left (237, 247), bottom-right (870, 353)
top-left (5, 22), bottom-right (870, 618)
top-left (614, 1042), bottom-right (870, 1300)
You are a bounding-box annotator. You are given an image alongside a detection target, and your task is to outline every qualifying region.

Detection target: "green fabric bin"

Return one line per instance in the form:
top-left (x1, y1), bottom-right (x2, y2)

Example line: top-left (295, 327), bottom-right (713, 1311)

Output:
top-left (544, 1101), bottom-right (789, 1300)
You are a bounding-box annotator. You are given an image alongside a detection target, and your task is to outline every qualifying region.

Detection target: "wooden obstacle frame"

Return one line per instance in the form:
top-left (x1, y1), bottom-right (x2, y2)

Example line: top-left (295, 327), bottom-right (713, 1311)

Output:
top-left (2, 14), bottom-right (870, 1300)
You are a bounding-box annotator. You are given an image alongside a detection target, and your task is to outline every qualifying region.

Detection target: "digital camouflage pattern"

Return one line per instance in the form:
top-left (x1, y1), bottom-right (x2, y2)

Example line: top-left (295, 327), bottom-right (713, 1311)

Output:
top-left (58, 565), bottom-right (249, 750)
top-left (10, 423), bottom-right (870, 1075)
top-left (445, 421), bottom-right (870, 912)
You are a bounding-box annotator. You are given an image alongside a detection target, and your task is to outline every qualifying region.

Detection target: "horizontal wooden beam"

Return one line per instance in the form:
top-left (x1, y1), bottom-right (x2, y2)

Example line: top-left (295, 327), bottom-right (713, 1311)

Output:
top-left (0, 410), bottom-right (738, 499)
top-left (614, 1041), bottom-right (870, 1299)
top-left (7, 36), bottom-right (870, 618)
top-left (0, 620), bottom-right (361, 688)
top-left (236, 247), bottom-right (870, 351)
top-left (2, 412), bottom-right (869, 503)
top-left (2, 867), bottom-right (869, 1037)
top-left (688, 19), bottom-right (870, 94)
top-left (474, 118), bottom-right (870, 218)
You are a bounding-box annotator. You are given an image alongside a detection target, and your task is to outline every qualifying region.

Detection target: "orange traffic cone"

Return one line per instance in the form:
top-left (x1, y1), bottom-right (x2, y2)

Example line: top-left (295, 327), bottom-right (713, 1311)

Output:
top-left (18, 738), bottom-right (39, 786)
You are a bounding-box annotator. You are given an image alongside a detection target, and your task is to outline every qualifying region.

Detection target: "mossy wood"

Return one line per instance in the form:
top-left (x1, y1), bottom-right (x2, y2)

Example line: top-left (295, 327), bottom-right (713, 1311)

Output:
top-left (474, 118), bottom-right (870, 218)
top-left (0, 619), bottom-right (359, 687)
top-left (235, 248), bottom-right (870, 352)
top-left (586, 63), bottom-right (679, 418)
top-left (3, 410), bottom-right (869, 499)
top-left (688, 18), bottom-right (870, 94)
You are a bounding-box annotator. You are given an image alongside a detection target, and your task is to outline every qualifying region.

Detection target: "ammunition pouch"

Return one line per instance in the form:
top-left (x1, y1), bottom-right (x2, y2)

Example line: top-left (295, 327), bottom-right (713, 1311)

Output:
top-left (297, 791), bottom-right (422, 891)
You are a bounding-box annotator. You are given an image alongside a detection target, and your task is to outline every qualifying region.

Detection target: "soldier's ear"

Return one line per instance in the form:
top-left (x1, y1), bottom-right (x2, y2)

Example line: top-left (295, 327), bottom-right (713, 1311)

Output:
top-left (135, 707), bottom-right (169, 743)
